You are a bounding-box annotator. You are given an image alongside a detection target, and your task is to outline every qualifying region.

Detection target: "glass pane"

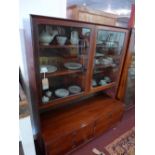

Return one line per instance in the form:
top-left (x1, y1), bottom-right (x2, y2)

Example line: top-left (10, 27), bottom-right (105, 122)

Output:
top-left (124, 44), bottom-right (135, 108)
top-left (92, 29), bottom-right (125, 87)
top-left (37, 24), bottom-right (91, 104)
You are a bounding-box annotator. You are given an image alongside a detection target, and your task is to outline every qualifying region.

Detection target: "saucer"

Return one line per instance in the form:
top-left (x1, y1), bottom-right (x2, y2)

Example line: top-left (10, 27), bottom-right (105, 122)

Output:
top-left (68, 85), bottom-right (81, 94)
top-left (64, 62), bottom-right (82, 70)
top-left (55, 88), bottom-right (69, 98)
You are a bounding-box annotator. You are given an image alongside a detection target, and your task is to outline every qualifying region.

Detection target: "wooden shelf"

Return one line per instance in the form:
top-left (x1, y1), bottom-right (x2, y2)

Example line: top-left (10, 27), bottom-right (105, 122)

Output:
top-left (39, 92), bottom-right (84, 111)
top-left (94, 64), bottom-right (113, 69)
top-left (39, 44), bottom-right (87, 49)
top-left (96, 44), bottom-right (118, 48)
top-left (90, 82), bottom-right (116, 93)
top-left (41, 69), bottom-right (83, 78)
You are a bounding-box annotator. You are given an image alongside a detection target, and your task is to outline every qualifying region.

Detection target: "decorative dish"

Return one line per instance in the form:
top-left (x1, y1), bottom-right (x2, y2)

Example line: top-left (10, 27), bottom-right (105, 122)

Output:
top-left (68, 85), bottom-right (81, 94)
top-left (64, 62), bottom-right (82, 70)
top-left (55, 88), bottom-right (69, 98)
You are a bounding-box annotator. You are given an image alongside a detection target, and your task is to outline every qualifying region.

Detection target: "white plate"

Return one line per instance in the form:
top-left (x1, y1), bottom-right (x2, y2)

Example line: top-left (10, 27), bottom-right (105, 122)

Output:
top-left (40, 65), bottom-right (57, 73)
top-left (64, 62), bottom-right (82, 70)
top-left (95, 53), bottom-right (104, 57)
top-left (68, 85), bottom-right (81, 94)
top-left (55, 88), bottom-right (69, 98)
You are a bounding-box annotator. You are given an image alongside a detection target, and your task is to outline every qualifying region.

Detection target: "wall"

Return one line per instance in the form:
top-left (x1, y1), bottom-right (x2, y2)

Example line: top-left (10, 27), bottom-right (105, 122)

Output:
top-left (19, 0), bottom-right (67, 29)
top-left (19, 0), bottom-right (67, 136)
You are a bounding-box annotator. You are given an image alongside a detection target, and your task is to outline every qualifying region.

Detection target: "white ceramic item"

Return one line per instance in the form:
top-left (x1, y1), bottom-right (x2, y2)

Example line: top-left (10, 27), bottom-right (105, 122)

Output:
top-left (68, 85), bottom-right (81, 94)
top-left (40, 65), bottom-right (57, 73)
top-left (56, 36), bottom-right (67, 45)
top-left (92, 79), bottom-right (97, 87)
top-left (94, 59), bottom-right (100, 65)
top-left (95, 53), bottom-right (104, 57)
top-left (99, 80), bottom-right (107, 86)
top-left (104, 76), bottom-right (111, 83)
top-left (64, 62), bottom-right (82, 70)
top-left (40, 66), bottom-right (48, 73)
top-left (55, 89), bottom-right (69, 98)
top-left (42, 96), bottom-right (49, 103)
top-left (45, 90), bottom-right (52, 97)
top-left (39, 31), bottom-right (54, 45)
top-left (70, 31), bottom-right (79, 45)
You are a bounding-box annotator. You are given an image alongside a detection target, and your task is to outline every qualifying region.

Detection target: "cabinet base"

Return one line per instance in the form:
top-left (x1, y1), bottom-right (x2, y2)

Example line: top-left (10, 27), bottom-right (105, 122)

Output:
top-left (40, 94), bottom-right (124, 155)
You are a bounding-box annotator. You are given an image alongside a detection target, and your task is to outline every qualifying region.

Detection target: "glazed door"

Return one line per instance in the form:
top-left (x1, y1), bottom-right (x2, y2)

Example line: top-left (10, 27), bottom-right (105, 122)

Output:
top-left (90, 26), bottom-right (128, 94)
top-left (31, 17), bottom-right (93, 108)
top-left (124, 47), bottom-right (135, 109)
top-left (117, 29), bottom-right (135, 109)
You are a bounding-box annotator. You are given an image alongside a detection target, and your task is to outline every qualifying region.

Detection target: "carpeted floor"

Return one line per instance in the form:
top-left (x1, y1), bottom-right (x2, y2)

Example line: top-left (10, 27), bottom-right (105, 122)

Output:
top-left (70, 107), bottom-right (135, 155)
top-left (105, 127), bottom-right (135, 155)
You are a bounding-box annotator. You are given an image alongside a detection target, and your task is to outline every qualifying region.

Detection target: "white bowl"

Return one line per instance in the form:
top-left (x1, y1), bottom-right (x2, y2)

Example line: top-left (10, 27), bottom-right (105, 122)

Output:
top-left (56, 36), bottom-right (67, 45)
top-left (99, 80), bottom-right (107, 86)
top-left (39, 32), bottom-right (54, 45)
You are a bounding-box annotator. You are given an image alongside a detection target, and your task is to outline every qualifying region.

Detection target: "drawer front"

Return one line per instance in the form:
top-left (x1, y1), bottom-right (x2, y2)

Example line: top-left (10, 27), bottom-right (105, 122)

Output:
top-left (75, 123), bottom-right (94, 146)
top-left (108, 110), bottom-right (123, 125)
top-left (94, 116), bottom-right (110, 137)
top-left (94, 107), bottom-right (124, 136)
top-left (47, 133), bottom-right (74, 155)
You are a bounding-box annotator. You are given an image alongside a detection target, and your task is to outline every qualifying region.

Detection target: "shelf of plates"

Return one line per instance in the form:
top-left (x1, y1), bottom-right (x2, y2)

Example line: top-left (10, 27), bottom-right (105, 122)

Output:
top-left (37, 23), bottom-right (91, 105)
top-left (91, 28), bottom-right (126, 92)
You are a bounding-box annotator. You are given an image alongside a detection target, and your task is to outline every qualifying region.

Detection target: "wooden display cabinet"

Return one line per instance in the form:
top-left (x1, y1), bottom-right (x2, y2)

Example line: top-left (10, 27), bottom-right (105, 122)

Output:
top-left (67, 5), bottom-right (118, 26)
top-left (24, 15), bottom-right (129, 155)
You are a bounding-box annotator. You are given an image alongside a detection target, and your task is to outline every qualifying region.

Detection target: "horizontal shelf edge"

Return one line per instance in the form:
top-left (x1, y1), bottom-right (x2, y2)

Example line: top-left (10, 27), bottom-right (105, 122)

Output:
top-left (40, 69), bottom-right (84, 77)
top-left (90, 82), bottom-right (116, 93)
top-left (39, 92), bottom-right (85, 111)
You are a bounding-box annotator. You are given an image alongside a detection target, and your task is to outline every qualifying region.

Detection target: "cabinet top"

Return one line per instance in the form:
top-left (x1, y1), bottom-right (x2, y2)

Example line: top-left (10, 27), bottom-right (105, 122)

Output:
top-left (30, 14), bottom-right (130, 30)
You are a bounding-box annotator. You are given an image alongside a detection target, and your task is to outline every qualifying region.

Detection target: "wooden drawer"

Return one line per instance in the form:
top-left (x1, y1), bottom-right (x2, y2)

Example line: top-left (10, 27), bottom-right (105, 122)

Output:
top-left (94, 107), bottom-right (123, 136)
top-left (74, 123), bottom-right (94, 146)
top-left (47, 133), bottom-right (75, 155)
top-left (94, 116), bottom-right (110, 137)
top-left (108, 110), bottom-right (123, 125)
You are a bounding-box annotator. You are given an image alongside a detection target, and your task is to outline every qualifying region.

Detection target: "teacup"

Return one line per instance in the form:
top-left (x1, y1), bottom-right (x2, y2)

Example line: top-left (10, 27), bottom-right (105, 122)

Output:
top-left (99, 80), bottom-right (107, 86)
top-left (104, 76), bottom-right (111, 83)
top-left (45, 90), bottom-right (52, 97)
top-left (42, 96), bottom-right (49, 103)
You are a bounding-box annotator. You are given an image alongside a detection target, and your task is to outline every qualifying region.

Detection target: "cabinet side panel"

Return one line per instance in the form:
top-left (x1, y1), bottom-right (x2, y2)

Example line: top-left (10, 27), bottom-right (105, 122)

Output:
top-left (23, 16), bottom-right (41, 135)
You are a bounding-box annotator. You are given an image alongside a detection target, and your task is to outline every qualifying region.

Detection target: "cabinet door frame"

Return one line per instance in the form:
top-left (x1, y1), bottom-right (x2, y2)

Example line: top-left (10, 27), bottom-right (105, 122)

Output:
top-left (30, 15), bottom-right (95, 109)
top-left (88, 25), bottom-right (130, 96)
top-left (117, 28), bottom-right (135, 101)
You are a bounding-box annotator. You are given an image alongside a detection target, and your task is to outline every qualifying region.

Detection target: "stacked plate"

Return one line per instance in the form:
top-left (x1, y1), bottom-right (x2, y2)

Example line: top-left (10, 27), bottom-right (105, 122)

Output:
top-left (55, 88), bottom-right (69, 98)
top-left (64, 62), bottom-right (82, 70)
top-left (68, 85), bottom-right (81, 94)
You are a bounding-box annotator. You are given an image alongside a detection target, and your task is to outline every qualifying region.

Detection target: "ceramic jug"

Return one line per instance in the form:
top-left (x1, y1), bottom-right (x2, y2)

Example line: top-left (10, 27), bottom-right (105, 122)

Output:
top-left (70, 31), bottom-right (79, 45)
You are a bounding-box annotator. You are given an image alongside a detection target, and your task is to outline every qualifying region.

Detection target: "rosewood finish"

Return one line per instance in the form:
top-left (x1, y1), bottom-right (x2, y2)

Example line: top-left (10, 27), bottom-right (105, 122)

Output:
top-left (23, 14), bottom-right (130, 155)
top-left (117, 29), bottom-right (135, 101)
top-left (40, 94), bottom-right (124, 155)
